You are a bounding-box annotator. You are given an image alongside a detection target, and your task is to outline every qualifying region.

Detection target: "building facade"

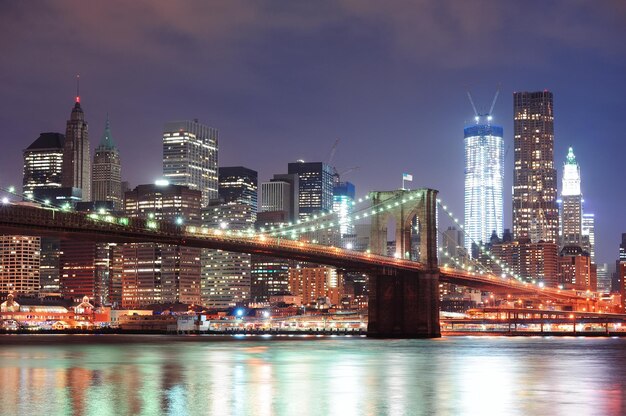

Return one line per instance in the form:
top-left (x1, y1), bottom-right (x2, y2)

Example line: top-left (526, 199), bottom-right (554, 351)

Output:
top-left (218, 166), bottom-right (258, 213)
top-left (201, 203), bottom-right (255, 308)
top-left (560, 147), bottom-right (582, 247)
top-left (287, 162), bottom-right (334, 220)
top-left (92, 116), bottom-right (122, 210)
top-left (62, 96), bottom-right (91, 201)
top-left (464, 119), bottom-right (504, 255)
top-left (0, 236), bottom-right (40, 294)
top-left (162, 119), bottom-right (218, 206)
top-left (23, 132), bottom-right (65, 200)
top-left (513, 91), bottom-right (558, 244)
top-left (333, 181), bottom-right (355, 237)
top-left (122, 183), bottom-right (202, 308)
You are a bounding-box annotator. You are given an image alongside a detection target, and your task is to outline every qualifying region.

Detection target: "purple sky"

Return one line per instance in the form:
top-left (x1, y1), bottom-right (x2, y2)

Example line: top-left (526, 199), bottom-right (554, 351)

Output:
top-left (1, 1), bottom-right (625, 265)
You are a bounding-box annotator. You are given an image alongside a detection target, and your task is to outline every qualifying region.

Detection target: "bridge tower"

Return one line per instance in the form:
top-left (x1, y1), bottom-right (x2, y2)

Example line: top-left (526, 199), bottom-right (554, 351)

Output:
top-left (368, 188), bottom-right (440, 338)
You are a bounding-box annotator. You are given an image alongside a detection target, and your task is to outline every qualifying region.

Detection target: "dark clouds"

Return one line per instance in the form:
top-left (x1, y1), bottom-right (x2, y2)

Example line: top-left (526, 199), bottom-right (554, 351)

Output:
top-left (1, 0), bottom-right (625, 264)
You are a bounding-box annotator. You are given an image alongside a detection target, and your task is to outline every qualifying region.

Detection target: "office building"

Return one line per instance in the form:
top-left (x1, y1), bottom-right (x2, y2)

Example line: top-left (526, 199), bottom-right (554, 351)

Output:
top-left (287, 161), bottom-right (334, 220)
top-left (122, 183), bottom-right (202, 308)
top-left (582, 213), bottom-right (595, 262)
top-left (0, 236), bottom-right (40, 294)
top-left (163, 119), bottom-right (218, 206)
top-left (513, 91), bottom-right (558, 243)
top-left (62, 94), bottom-right (91, 200)
top-left (22, 132), bottom-right (65, 200)
top-left (201, 203), bottom-right (254, 308)
top-left (560, 147), bottom-right (582, 247)
top-left (558, 245), bottom-right (595, 291)
top-left (288, 266), bottom-right (343, 306)
top-left (218, 166), bottom-right (258, 213)
top-left (464, 116), bottom-right (504, 255)
top-left (261, 173), bottom-right (299, 222)
top-left (92, 116), bottom-right (122, 210)
top-left (333, 181), bottom-right (355, 236)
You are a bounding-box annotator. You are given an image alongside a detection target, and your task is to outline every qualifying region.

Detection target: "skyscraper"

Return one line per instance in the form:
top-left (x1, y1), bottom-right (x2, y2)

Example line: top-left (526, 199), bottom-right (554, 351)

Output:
top-left (163, 119), bottom-right (218, 206)
top-left (218, 166), bottom-right (258, 214)
top-left (260, 173), bottom-right (299, 222)
top-left (200, 167), bottom-right (258, 308)
top-left (92, 116), bottom-right (122, 210)
top-left (513, 91), bottom-right (558, 243)
top-left (582, 213), bottom-right (595, 262)
top-left (287, 161), bottom-right (334, 220)
top-left (122, 183), bottom-right (202, 308)
top-left (560, 147), bottom-right (582, 247)
top-left (201, 203), bottom-right (255, 308)
top-left (62, 93), bottom-right (91, 200)
top-left (22, 132), bottom-right (65, 200)
top-left (464, 116), bottom-right (504, 255)
top-left (333, 181), bottom-right (355, 236)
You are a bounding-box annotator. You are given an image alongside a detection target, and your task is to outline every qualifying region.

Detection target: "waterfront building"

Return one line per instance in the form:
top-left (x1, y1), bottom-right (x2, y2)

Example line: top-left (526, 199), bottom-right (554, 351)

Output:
top-left (560, 147), bottom-right (583, 247)
top-left (122, 183), bottom-right (202, 308)
top-left (288, 266), bottom-right (343, 306)
top-left (92, 116), bottom-right (122, 210)
top-left (22, 132), bottom-right (65, 200)
top-left (464, 116), bottom-right (504, 256)
top-left (513, 91), bottom-right (558, 244)
top-left (162, 119), bottom-right (218, 206)
top-left (287, 161), bottom-right (334, 220)
top-left (0, 235), bottom-right (40, 294)
top-left (201, 203), bottom-right (254, 308)
top-left (62, 93), bottom-right (91, 200)
top-left (250, 211), bottom-right (293, 303)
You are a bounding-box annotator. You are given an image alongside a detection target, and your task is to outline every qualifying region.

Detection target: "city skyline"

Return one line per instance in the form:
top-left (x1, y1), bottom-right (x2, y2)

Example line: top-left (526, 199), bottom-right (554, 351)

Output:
top-left (1, 1), bottom-right (625, 267)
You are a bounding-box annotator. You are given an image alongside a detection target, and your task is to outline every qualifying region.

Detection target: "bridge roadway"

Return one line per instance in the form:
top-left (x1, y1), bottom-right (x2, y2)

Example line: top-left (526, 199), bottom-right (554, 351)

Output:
top-left (0, 204), bottom-right (584, 301)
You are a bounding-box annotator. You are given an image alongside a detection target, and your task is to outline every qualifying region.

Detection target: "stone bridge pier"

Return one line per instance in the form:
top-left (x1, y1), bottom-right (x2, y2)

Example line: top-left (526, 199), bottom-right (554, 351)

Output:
top-left (367, 188), bottom-right (440, 338)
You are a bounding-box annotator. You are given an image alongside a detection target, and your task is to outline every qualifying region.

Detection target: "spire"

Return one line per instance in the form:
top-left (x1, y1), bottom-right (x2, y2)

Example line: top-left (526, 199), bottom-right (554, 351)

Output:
top-left (97, 114), bottom-right (116, 150)
top-left (76, 74), bottom-right (80, 104)
top-left (566, 146), bottom-right (576, 165)
top-left (70, 74), bottom-right (84, 120)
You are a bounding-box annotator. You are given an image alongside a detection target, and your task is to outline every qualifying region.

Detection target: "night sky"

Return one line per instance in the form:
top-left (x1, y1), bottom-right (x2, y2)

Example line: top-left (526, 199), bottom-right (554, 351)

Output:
top-left (1, 1), bottom-right (625, 265)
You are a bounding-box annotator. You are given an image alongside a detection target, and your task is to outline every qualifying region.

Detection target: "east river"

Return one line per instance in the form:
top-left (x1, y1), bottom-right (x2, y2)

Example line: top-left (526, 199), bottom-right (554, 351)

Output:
top-left (0, 335), bottom-right (625, 415)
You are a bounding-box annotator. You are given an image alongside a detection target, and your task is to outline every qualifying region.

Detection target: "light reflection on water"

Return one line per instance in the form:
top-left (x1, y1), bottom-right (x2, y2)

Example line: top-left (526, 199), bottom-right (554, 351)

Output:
top-left (0, 335), bottom-right (625, 415)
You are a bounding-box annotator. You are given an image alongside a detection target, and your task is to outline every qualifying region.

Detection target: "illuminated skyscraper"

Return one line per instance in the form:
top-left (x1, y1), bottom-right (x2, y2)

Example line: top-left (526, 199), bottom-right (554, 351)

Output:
top-left (163, 119), bottom-right (218, 207)
top-left (560, 147), bottom-right (582, 247)
top-left (513, 91), bottom-right (558, 243)
top-left (218, 166), bottom-right (257, 215)
top-left (463, 115), bottom-right (504, 256)
top-left (582, 213), bottom-right (595, 261)
top-left (122, 183), bottom-right (202, 308)
top-left (22, 132), bottom-right (65, 200)
top-left (333, 181), bottom-right (355, 236)
top-left (62, 92), bottom-right (91, 201)
top-left (287, 161), bottom-right (334, 220)
top-left (92, 116), bottom-right (122, 209)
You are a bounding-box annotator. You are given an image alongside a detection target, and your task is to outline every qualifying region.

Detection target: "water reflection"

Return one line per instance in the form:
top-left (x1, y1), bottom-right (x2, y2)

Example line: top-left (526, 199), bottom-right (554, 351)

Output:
top-left (0, 336), bottom-right (625, 415)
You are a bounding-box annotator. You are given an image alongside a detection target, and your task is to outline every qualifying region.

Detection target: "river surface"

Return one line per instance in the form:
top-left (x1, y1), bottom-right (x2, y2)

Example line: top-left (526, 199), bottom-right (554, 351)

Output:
top-left (0, 334), bottom-right (624, 415)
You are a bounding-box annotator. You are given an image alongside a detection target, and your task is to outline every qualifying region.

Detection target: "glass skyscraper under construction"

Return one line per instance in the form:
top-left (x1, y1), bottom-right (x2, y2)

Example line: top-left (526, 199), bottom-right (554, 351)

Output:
top-left (464, 117), bottom-right (504, 256)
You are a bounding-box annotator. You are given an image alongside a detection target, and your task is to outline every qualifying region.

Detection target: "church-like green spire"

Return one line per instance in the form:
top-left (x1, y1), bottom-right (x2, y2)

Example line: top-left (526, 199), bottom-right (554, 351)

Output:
top-left (565, 146), bottom-right (576, 165)
top-left (98, 114), bottom-right (116, 150)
